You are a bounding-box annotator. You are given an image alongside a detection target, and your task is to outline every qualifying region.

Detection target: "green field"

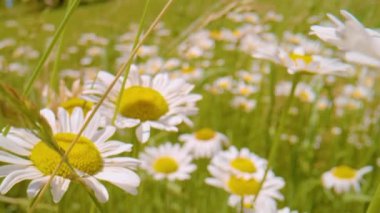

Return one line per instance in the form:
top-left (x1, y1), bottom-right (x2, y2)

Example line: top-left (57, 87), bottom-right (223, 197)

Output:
top-left (1, 0), bottom-right (380, 212)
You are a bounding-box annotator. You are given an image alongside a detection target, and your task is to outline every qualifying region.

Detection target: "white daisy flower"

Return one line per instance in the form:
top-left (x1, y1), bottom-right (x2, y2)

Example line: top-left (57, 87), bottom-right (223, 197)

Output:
top-left (208, 146), bottom-right (267, 179)
top-left (321, 165), bottom-right (372, 194)
top-left (82, 67), bottom-right (202, 143)
top-left (0, 107), bottom-right (140, 203)
top-left (310, 10), bottom-right (380, 67)
top-left (179, 128), bottom-right (229, 159)
top-left (139, 142), bottom-right (196, 181)
top-left (232, 81), bottom-right (258, 97)
top-left (206, 168), bottom-right (285, 212)
top-left (253, 46), bottom-right (353, 76)
top-left (231, 96), bottom-right (257, 113)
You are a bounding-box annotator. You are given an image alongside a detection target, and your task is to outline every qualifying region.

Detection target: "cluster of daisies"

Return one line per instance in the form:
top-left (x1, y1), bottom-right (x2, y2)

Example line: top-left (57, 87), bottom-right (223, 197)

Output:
top-left (0, 3), bottom-right (379, 212)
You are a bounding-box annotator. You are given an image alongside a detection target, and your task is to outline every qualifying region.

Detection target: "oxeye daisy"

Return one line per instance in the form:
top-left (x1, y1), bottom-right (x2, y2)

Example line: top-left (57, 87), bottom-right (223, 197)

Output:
top-left (231, 96), bottom-right (257, 113)
top-left (43, 79), bottom-right (94, 115)
top-left (206, 169), bottom-right (285, 212)
top-left (82, 66), bottom-right (202, 143)
top-left (179, 128), bottom-right (228, 159)
top-left (0, 107), bottom-right (140, 203)
top-left (139, 142), bottom-right (196, 181)
top-left (321, 165), bottom-right (372, 194)
top-left (209, 146), bottom-right (267, 178)
top-left (253, 45), bottom-right (353, 76)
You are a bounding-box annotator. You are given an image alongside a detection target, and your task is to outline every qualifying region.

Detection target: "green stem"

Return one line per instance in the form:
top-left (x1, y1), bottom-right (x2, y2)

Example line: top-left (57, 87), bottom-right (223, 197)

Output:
top-left (23, 0), bottom-right (80, 96)
top-left (50, 34), bottom-right (65, 93)
top-left (253, 73), bottom-right (301, 203)
top-left (112, 0), bottom-right (152, 123)
top-left (367, 182), bottom-right (380, 213)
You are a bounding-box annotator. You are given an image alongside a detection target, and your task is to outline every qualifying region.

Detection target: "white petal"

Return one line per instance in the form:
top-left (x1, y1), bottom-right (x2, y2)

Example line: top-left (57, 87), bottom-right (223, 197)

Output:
top-left (0, 135), bottom-right (30, 156)
top-left (27, 176), bottom-right (49, 198)
top-left (98, 141), bottom-right (132, 157)
top-left (58, 108), bottom-right (71, 133)
top-left (0, 165), bottom-right (28, 177)
top-left (50, 177), bottom-right (71, 203)
top-left (70, 107), bottom-right (84, 133)
top-left (0, 151), bottom-right (31, 165)
top-left (93, 126), bottom-right (116, 144)
top-left (40, 109), bottom-right (57, 133)
top-left (95, 167), bottom-right (140, 195)
top-left (136, 123), bottom-right (150, 143)
top-left (82, 177), bottom-right (109, 203)
top-left (0, 167), bottom-right (42, 194)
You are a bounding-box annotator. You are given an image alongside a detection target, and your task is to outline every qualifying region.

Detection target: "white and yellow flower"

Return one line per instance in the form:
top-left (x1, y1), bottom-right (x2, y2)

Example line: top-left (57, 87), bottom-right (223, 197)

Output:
top-left (206, 169), bottom-right (285, 212)
top-left (311, 10), bottom-right (380, 67)
top-left (231, 97), bottom-right (257, 113)
top-left (179, 128), bottom-right (229, 159)
top-left (253, 46), bottom-right (353, 75)
top-left (139, 143), bottom-right (196, 181)
top-left (82, 67), bottom-right (202, 143)
top-left (321, 165), bottom-right (372, 194)
top-left (208, 146), bottom-right (267, 179)
top-left (0, 107), bottom-right (140, 203)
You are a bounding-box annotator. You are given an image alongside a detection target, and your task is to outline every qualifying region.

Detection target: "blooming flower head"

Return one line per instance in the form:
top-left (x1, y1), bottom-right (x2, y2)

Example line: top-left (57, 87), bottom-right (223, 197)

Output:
top-left (179, 128), bottom-right (229, 159)
top-left (321, 165), bottom-right (372, 194)
top-left (311, 10), bottom-right (380, 67)
top-left (82, 66), bottom-right (202, 143)
top-left (231, 96), bottom-right (257, 113)
top-left (0, 107), bottom-right (140, 203)
top-left (208, 146), bottom-right (267, 179)
top-left (206, 168), bottom-right (285, 212)
top-left (43, 79), bottom-right (94, 114)
top-left (253, 45), bottom-right (353, 76)
top-left (139, 142), bottom-right (196, 181)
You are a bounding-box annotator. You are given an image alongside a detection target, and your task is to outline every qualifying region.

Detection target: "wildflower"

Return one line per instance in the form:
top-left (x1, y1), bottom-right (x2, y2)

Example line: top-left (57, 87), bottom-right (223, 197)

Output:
top-left (206, 169), bottom-right (285, 212)
top-left (179, 128), bottom-right (229, 159)
top-left (83, 66), bottom-right (201, 143)
top-left (0, 108), bottom-right (140, 203)
top-left (231, 96), bottom-right (257, 113)
top-left (208, 146), bottom-right (267, 179)
top-left (253, 46), bottom-right (353, 75)
top-left (321, 165), bottom-right (372, 194)
top-left (139, 143), bottom-right (196, 181)
top-left (311, 10), bottom-right (380, 67)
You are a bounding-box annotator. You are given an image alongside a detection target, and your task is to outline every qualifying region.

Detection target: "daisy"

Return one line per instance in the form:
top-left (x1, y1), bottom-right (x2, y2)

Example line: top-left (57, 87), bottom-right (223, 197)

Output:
top-left (253, 46), bottom-right (353, 76)
top-left (139, 142), bottom-right (196, 181)
top-left (43, 79), bottom-right (94, 114)
top-left (321, 165), bottom-right (372, 194)
top-left (310, 10), bottom-right (380, 67)
top-left (209, 146), bottom-right (267, 178)
top-left (232, 81), bottom-right (258, 97)
top-left (231, 96), bottom-right (257, 113)
top-left (82, 66), bottom-right (202, 143)
top-left (0, 107), bottom-right (140, 203)
top-left (206, 168), bottom-right (285, 212)
top-left (179, 128), bottom-right (229, 159)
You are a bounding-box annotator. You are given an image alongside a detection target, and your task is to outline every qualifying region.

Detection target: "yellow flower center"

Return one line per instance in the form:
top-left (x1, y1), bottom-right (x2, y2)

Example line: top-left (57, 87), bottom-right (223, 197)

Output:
top-left (289, 53), bottom-right (313, 64)
top-left (119, 86), bottom-right (169, 121)
top-left (228, 176), bottom-right (260, 196)
top-left (61, 98), bottom-right (93, 114)
top-left (299, 91), bottom-right (311, 102)
top-left (332, 165), bottom-right (357, 179)
top-left (30, 133), bottom-right (103, 179)
top-left (210, 31), bottom-right (222, 40)
top-left (195, 128), bottom-right (216, 141)
top-left (352, 89), bottom-right (364, 99)
top-left (181, 67), bottom-right (195, 74)
top-left (240, 88), bottom-right (251, 96)
top-left (153, 156), bottom-right (178, 174)
top-left (230, 157), bottom-right (257, 173)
